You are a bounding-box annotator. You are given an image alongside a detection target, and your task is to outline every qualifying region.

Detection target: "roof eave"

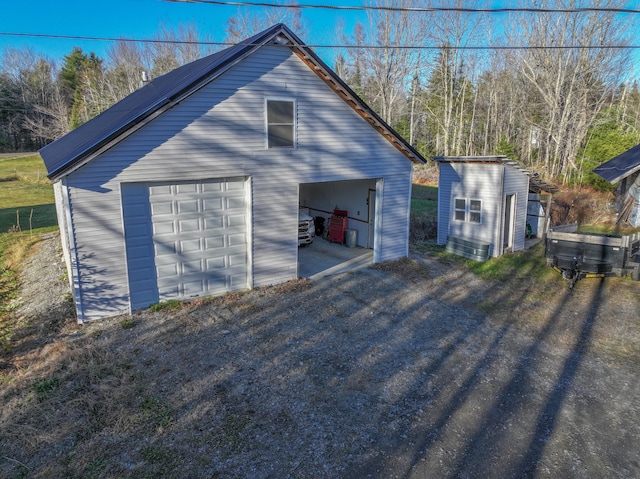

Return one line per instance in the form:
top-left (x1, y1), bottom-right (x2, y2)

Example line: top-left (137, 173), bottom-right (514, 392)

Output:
top-left (45, 23), bottom-right (425, 180)
top-left (282, 29), bottom-right (426, 165)
top-left (45, 24), bottom-right (287, 181)
top-left (593, 163), bottom-right (640, 184)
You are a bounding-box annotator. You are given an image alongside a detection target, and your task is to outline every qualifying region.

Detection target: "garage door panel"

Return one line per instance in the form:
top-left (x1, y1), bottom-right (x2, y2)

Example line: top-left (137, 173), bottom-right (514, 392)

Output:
top-left (228, 254), bottom-right (247, 268)
top-left (153, 221), bottom-right (176, 235)
top-left (183, 280), bottom-right (205, 296)
top-left (147, 178), bottom-right (248, 302)
top-left (151, 201), bottom-right (173, 216)
top-left (157, 264), bottom-right (178, 278)
top-left (176, 182), bottom-right (199, 193)
top-left (154, 241), bottom-right (178, 256)
top-left (203, 197), bottom-right (224, 211)
top-left (182, 259), bottom-right (204, 274)
top-left (206, 256), bottom-right (226, 271)
top-left (204, 217), bottom-right (224, 229)
top-left (178, 218), bottom-right (201, 232)
top-left (226, 180), bottom-right (245, 191)
top-left (204, 235), bottom-right (225, 250)
top-left (206, 277), bottom-right (230, 294)
top-left (227, 196), bottom-right (246, 209)
top-left (227, 214), bottom-right (247, 227)
top-left (177, 199), bottom-right (199, 214)
top-left (201, 181), bottom-right (224, 193)
top-left (228, 233), bottom-right (247, 247)
top-left (179, 238), bottom-right (202, 254)
top-left (149, 184), bottom-right (172, 195)
top-left (158, 283), bottom-right (180, 297)
top-left (228, 273), bottom-right (247, 288)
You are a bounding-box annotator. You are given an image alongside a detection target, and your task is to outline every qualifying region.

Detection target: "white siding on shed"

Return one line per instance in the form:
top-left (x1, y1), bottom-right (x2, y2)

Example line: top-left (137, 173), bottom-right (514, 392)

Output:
top-left (437, 159), bottom-right (531, 258)
top-left (502, 166), bottom-right (530, 254)
top-left (438, 163), bottom-right (504, 250)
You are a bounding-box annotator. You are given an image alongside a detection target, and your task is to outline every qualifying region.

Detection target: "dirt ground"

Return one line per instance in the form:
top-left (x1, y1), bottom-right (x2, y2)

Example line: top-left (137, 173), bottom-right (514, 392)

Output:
top-left (1, 233), bottom-right (639, 478)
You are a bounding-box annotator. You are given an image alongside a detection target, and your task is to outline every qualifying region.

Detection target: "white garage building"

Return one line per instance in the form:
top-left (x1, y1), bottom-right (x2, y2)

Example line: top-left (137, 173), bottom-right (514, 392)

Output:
top-left (39, 24), bottom-right (425, 322)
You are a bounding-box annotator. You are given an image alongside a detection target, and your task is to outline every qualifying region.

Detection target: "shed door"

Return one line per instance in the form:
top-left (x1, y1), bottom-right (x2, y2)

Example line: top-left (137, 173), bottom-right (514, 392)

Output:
top-left (503, 193), bottom-right (516, 251)
top-left (149, 178), bottom-right (248, 301)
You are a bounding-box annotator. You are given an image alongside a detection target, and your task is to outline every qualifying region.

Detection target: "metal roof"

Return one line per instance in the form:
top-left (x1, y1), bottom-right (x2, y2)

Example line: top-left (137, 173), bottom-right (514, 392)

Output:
top-left (40, 24), bottom-right (425, 181)
top-left (592, 143), bottom-right (640, 184)
top-left (433, 155), bottom-right (559, 193)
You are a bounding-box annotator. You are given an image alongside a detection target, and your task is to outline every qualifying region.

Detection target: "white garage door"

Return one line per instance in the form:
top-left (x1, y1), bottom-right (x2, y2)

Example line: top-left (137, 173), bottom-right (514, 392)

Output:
top-left (149, 178), bottom-right (249, 301)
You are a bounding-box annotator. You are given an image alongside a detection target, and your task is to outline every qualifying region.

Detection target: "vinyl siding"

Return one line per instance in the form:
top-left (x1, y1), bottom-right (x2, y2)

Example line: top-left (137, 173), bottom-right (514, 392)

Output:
top-left (53, 181), bottom-right (73, 287)
top-left (63, 45), bottom-right (412, 321)
top-left (438, 163), bottom-right (503, 251)
top-left (437, 161), bottom-right (530, 258)
top-left (436, 164), bottom-right (455, 245)
top-left (503, 166), bottom-right (530, 253)
top-left (375, 175), bottom-right (412, 262)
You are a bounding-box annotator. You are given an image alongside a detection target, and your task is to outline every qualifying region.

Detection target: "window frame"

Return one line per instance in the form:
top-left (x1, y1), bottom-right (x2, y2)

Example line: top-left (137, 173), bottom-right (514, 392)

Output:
top-left (453, 197), bottom-right (483, 224)
top-left (265, 97), bottom-right (296, 149)
top-left (469, 199), bottom-right (482, 224)
top-left (454, 198), bottom-right (467, 222)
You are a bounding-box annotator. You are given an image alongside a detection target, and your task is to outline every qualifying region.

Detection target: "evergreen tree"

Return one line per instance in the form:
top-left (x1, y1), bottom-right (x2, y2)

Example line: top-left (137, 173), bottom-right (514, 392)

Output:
top-left (494, 134), bottom-right (518, 161)
top-left (58, 47), bottom-right (103, 128)
top-left (578, 107), bottom-right (639, 190)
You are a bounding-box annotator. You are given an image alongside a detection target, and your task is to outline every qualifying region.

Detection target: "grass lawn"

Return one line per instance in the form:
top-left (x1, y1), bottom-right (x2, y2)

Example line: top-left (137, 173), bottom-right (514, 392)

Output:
top-left (0, 154), bottom-right (57, 341)
top-left (411, 183), bottom-right (438, 217)
top-left (0, 155), bottom-right (56, 233)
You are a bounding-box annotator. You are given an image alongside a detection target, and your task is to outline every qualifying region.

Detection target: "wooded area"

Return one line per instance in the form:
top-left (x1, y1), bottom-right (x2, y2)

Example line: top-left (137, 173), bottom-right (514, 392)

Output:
top-left (2, 0), bottom-right (640, 188)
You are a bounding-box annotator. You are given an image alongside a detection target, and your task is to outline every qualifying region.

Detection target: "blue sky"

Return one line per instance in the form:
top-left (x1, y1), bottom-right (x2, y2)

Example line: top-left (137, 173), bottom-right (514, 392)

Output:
top-left (2, 1), bottom-right (640, 78)
top-left (0, 0), bottom-right (365, 65)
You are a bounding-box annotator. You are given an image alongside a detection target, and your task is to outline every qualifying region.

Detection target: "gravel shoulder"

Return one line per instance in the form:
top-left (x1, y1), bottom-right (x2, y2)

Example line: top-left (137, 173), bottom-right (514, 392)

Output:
top-left (1, 233), bottom-right (639, 478)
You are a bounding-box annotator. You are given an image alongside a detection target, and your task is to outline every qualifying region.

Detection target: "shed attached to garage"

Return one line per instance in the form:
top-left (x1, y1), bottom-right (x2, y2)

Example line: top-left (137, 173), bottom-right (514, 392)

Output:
top-left (39, 24), bottom-right (425, 322)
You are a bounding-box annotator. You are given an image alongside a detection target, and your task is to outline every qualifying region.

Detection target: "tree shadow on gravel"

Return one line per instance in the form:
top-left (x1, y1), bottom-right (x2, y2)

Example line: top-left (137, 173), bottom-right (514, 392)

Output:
top-left (1, 254), bottom-right (638, 479)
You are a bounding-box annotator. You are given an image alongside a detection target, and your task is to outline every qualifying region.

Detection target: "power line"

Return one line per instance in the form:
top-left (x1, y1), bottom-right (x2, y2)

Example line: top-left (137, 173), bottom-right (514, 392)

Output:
top-left (0, 32), bottom-right (229, 47)
top-left (1, 31), bottom-right (639, 51)
top-left (165, 0), bottom-right (640, 14)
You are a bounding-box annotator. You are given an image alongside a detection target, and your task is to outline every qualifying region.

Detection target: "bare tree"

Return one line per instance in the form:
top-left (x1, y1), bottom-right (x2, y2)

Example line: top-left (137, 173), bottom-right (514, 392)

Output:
top-left (147, 22), bottom-right (214, 78)
top-left (104, 40), bottom-right (148, 103)
top-left (225, 1), bottom-right (306, 43)
top-left (336, 0), bottom-right (427, 129)
top-left (508, 0), bottom-right (633, 182)
top-left (421, 0), bottom-right (486, 156)
top-left (1, 48), bottom-right (68, 145)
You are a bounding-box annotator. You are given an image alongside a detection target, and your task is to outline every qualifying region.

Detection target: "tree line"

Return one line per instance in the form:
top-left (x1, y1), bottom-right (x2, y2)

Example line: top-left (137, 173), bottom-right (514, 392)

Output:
top-left (2, 0), bottom-right (640, 189)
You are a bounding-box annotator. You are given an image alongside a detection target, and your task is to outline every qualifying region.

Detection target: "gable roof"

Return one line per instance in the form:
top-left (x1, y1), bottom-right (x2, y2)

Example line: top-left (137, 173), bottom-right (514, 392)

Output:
top-left (433, 155), bottom-right (559, 193)
top-left (592, 143), bottom-right (640, 184)
top-left (40, 24), bottom-right (425, 181)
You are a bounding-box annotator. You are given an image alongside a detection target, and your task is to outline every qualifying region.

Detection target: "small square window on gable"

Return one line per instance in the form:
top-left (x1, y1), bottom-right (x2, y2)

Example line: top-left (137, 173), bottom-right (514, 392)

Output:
top-left (266, 98), bottom-right (295, 148)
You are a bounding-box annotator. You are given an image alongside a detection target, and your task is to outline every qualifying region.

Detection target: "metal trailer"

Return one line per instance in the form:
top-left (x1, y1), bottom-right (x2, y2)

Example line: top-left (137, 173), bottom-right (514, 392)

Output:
top-left (545, 228), bottom-right (640, 288)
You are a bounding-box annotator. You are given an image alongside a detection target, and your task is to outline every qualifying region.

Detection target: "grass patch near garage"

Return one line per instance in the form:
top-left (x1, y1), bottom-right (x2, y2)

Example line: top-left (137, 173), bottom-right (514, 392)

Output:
top-left (410, 183), bottom-right (438, 241)
top-left (0, 154), bottom-right (56, 234)
top-left (0, 154), bottom-right (57, 349)
top-left (411, 183), bottom-right (438, 217)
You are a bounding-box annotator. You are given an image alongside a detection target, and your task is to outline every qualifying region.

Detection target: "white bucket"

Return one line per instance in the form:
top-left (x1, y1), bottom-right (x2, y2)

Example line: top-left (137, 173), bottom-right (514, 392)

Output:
top-left (345, 229), bottom-right (357, 248)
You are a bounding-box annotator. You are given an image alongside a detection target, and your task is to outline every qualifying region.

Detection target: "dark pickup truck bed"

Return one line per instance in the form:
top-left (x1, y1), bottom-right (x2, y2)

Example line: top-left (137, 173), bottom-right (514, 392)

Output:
top-left (545, 227), bottom-right (640, 286)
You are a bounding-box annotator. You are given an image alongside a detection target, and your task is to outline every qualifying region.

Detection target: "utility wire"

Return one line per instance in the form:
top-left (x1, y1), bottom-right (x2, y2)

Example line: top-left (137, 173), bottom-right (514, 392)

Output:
top-left (1, 31), bottom-right (639, 50)
top-left (165, 0), bottom-right (640, 14)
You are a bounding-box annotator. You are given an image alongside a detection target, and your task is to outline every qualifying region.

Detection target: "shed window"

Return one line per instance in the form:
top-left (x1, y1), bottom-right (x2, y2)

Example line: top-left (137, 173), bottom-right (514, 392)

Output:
top-left (454, 198), bottom-right (482, 224)
top-left (454, 198), bottom-right (467, 221)
top-left (266, 99), bottom-right (295, 148)
top-left (469, 200), bottom-right (482, 223)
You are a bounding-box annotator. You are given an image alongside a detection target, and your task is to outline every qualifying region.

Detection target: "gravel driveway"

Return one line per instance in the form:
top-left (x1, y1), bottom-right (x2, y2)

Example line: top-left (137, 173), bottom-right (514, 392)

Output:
top-left (2, 234), bottom-right (640, 478)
